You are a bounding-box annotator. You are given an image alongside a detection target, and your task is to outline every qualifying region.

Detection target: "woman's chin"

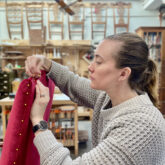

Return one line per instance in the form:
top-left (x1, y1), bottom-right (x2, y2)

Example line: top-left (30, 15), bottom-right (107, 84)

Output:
top-left (90, 83), bottom-right (98, 90)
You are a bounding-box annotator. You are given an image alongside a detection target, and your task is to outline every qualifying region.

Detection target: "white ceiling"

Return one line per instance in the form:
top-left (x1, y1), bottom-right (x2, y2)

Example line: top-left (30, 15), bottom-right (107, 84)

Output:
top-left (83, 0), bottom-right (143, 1)
top-left (83, 0), bottom-right (144, 2)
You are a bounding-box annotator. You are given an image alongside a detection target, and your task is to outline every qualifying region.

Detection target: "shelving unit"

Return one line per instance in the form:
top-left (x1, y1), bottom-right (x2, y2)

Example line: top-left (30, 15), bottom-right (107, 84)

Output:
top-left (0, 43), bottom-right (64, 71)
top-left (78, 107), bottom-right (93, 120)
top-left (49, 108), bottom-right (76, 146)
top-left (0, 71), bottom-right (14, 99)
top-left (136, 27), bottom-right (165, 115)
top-left (49, 96), bottom-right (79, 156)
top-left (0, 40), bottom-right (92, 79)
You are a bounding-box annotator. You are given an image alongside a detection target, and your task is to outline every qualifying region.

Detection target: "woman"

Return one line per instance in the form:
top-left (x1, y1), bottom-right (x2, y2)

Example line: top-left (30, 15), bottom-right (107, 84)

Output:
top-left (25, 32), bottom-right (165, 165)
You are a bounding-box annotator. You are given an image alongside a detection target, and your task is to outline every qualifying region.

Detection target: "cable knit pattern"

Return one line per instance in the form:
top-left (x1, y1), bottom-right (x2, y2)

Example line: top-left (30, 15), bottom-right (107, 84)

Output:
top-left (34, 61), bottom-right (165, 165)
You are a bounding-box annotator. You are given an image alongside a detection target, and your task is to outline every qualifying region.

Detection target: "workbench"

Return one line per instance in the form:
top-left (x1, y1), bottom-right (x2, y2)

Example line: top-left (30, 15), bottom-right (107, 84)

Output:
top-left (0, 93), bottom-right (79, 155)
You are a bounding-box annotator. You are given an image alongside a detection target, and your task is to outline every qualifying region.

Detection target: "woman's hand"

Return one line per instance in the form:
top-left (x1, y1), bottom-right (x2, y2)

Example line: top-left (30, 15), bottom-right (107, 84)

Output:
top-left (25, 55), bottom-right (52, 78)
top-left (30, 80), bottom-right (50, 126)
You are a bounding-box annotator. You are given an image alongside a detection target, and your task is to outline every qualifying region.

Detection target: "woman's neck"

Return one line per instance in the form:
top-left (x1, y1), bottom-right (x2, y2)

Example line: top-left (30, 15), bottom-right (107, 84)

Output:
top-left (106, 85), bottom-right (138, 107)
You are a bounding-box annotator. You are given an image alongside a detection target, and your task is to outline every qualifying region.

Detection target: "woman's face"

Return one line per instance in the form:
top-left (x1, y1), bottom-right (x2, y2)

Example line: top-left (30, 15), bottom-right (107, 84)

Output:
top-left (88, 40), bottom-right (123, 91)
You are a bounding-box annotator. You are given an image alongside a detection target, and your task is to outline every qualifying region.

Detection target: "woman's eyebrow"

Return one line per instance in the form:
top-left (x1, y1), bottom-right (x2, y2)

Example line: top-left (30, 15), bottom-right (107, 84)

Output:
top-left (95, 54), bottom-right (104, 60)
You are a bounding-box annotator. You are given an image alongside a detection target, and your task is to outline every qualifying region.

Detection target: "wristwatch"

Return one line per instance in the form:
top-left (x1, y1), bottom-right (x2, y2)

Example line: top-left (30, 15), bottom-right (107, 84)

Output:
top-left (32, 120), bottom-right (48, 133)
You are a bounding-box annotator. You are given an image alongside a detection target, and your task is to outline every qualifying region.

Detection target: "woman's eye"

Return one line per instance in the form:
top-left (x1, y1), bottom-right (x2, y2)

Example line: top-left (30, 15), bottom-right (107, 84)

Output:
top-left (96, 61), bottom-right (102, 65)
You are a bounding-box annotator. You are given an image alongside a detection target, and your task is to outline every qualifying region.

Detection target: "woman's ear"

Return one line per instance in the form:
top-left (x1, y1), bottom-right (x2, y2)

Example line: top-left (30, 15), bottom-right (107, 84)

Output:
top-left (119, 67), bottom-right (131, 81)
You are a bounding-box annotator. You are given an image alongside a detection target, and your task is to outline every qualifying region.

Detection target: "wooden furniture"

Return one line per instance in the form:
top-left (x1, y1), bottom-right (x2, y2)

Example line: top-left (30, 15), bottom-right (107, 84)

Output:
top-left (68, 4), bottom-right (85, 40)
top-left (136, 27), bottom-right (165, 115)
top-left (49, 105), bottom-right (76, 148)
top-left (25, 2), bottom-right (45, 45)
top-left (159, 5), bottom-right (165, 27)
top-left (0, 93), bottom-right (79, 155)
top-left (5, 3), bottom-right (24, 39)
top-left (90, 3), bottom-right (107, 39)
top-left (48, 3), bottom-right (64, 40)
top-left (111, 2), bottom-right (131, 34)
top-left (25, 2), bottom-right (44, 30)
top-left (78, 107), bottom-right (93, 120)
top-left (0, 71), bottom-right (14, 99)
top-left (0, 39), bottom-right (91, 78)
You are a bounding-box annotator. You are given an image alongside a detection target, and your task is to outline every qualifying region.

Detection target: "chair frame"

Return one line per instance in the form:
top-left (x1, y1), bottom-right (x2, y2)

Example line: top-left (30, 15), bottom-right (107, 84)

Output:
top-left (68, 3), bottom-right (85, 40)
top-left (112, 2), bottom-right (131, 34)
top-left (90, 3), bottom-right (107, 39)
top-left (48, 3), bottom-right (64, 40)
top-left (6, 3), bottom-right (24, 39)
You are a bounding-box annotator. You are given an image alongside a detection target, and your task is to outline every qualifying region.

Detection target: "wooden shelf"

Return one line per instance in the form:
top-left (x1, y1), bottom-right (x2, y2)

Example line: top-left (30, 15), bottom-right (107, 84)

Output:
top-left (78, 107), bottom-right (93, 120)
top-left (13, 67), bottom-right (25, 70)
top-left (57, 139), bottom-right (74, 147)
top-left (48, 57), bottom-right (62, 60)
top-left (136, 26), bottom-right (165, 115)
top-left (1, 40), bottom-right (92, 48)
top-left (0, 56), bottom-right (26, 60)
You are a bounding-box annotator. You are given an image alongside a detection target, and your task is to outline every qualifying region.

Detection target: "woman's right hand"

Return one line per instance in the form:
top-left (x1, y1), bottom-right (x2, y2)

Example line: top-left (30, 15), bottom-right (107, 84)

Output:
top-left (25, 55), bottom-right (52, 78)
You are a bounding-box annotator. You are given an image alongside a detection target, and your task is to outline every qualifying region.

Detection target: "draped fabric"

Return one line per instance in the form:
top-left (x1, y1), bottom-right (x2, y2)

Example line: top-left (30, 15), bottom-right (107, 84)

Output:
top-left (0, 71), bottom-right (55, 165)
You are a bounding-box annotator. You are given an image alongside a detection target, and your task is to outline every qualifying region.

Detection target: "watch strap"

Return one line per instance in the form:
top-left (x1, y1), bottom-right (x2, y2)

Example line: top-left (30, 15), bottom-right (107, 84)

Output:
top-left (32, 120), bottom-right (48, 133)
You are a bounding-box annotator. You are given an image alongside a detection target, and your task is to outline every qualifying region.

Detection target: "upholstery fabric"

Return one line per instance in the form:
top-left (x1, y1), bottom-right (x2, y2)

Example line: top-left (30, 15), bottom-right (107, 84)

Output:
top-left (0, 71), bottom-right (55, 165)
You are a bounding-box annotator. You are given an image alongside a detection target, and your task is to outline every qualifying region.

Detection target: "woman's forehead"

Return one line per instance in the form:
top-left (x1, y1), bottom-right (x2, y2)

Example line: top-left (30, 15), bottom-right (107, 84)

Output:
top-left (95, 40), bottom-right (123, 59)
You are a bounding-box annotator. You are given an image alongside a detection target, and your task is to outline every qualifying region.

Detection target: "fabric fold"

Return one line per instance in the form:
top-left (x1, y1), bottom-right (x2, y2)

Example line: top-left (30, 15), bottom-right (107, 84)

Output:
top-left (0, 71), bottom-right (55, 165)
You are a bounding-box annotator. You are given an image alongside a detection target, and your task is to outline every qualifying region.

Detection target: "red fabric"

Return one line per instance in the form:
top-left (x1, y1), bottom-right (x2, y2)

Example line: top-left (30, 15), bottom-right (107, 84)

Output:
top-left (0, 71), bottom-right (55, 165)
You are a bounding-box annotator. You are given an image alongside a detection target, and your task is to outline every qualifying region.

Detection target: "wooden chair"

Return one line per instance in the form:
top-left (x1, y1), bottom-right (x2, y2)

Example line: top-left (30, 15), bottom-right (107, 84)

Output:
top-left (25, 2), bottom-right (45, 45)
top-left (25, 2), bottom-right (43, 30)
top-left (5, 3), bottom-right (24, 39)
top-left (48, 3), bottom-right (64, 40)
top-left (90, 3), bottom-right (107, 40)
top-left (111, 2), bottom-right (131, 34)
top-left (68, 4), bottom-right (85, 40)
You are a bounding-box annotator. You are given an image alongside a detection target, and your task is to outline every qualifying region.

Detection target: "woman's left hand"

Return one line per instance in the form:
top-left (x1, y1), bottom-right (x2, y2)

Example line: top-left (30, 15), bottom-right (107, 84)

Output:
top-left (30, 80), bottom-right (50, 126)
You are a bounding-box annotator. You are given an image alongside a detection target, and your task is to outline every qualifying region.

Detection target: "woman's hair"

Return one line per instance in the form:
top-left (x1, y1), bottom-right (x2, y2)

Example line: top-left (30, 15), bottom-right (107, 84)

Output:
top-left (105, 32), bottom-right (159, 108)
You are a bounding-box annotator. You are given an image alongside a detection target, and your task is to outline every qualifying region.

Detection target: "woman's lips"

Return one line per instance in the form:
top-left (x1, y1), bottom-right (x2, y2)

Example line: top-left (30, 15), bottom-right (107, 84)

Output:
top-left (89, 75), bottom-right (94, 80)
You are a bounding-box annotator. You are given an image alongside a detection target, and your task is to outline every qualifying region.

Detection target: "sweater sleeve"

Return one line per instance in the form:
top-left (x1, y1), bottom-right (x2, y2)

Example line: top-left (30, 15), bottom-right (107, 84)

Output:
top-left (34, 130), bottom-right (134, 165)
top-left (47, 61), bottom-right (100, 108)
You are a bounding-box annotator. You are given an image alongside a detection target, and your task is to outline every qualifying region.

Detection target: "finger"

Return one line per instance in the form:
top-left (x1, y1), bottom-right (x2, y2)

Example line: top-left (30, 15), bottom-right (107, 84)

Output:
top-left (27, 56), bottom-right (41, 75)
top-left (35, 60), bottom-right (43, 77)
top-left (25, 60), bottom-right (33, 77)
top-left (26, 58), bottom-right (36, 76)
top-left (37, 80), bottom-right (46, 88)
top-left (35, 84), bottom-right (40, 99)
top-left (37, 80), bottom-right (49, 96)
top-left (37, 80), bottom-right (46, 93)
top-left (33, 55), bottom-right (44, 74)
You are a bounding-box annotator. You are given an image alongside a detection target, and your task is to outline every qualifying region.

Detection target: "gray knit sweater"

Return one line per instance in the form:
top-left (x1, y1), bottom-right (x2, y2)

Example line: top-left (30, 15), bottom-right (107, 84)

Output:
top-left (34, 61), bottom-right (165, 165)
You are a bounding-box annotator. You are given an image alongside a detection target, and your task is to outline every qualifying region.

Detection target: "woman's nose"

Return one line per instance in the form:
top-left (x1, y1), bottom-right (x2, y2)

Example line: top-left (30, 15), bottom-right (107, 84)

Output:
top-left (88, 62), bottom-right (94, 73)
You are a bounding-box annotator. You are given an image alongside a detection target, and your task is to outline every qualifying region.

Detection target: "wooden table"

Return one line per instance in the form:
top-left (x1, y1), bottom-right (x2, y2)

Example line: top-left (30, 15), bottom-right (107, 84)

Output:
top-left (0, 94), bottom-right (78, 155)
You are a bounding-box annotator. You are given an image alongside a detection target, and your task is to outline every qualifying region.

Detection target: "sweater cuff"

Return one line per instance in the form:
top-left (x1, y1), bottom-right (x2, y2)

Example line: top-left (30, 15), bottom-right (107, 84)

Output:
top-left (33, 130), bottom-right (63, 156)
top-left (47, 61), bottom-right (66, 79)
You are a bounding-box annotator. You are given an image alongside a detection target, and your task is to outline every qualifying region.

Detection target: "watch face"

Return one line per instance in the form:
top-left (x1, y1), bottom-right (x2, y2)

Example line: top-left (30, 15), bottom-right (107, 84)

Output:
top-left (40, 120), bottom-right (48, 129)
